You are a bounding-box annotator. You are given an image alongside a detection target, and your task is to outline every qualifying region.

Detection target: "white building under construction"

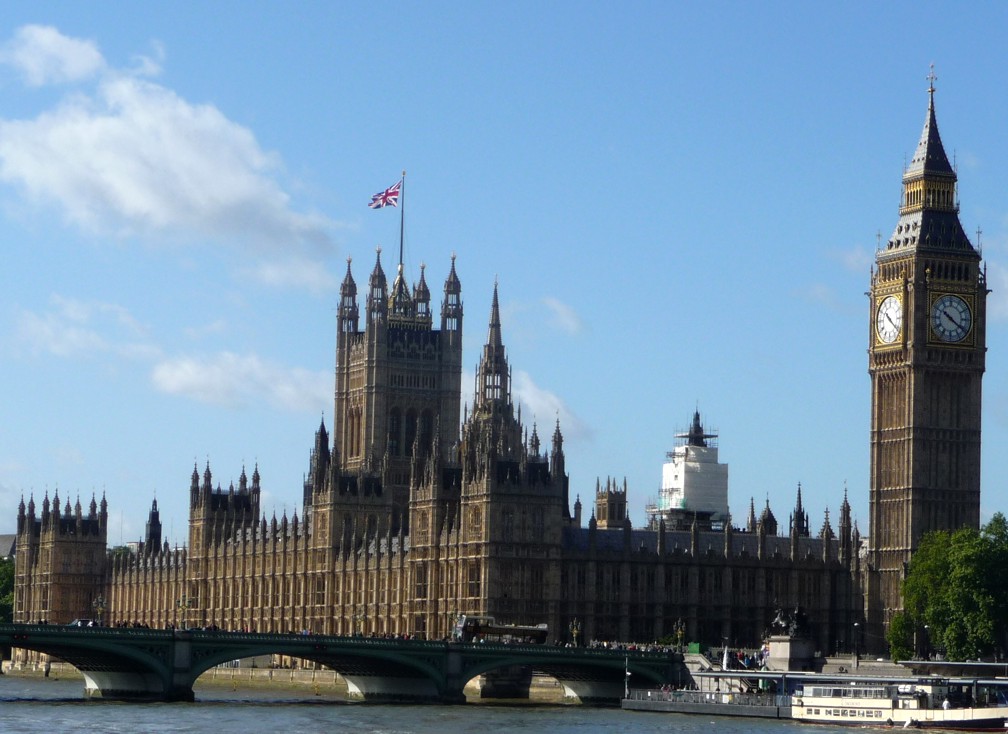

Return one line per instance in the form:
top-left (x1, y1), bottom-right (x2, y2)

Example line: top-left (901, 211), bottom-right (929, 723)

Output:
top-left (645, 410), bottom-right (729, 530)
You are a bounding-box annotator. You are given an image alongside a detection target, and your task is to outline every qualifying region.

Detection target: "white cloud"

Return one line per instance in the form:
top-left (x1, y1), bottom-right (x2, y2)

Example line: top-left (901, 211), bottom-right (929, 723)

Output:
top-left (458, 367), bottom-right (589, 441)
top-left (512, 369), bottom-right (591, 440)
top-left (16, 294), bottom-right (156, 359)
top-left (151, 352), bottom-right (330, 413)
top-left (794, 282), bottom-right (838, 308)
top-left (832, 244), bottom-right (874, 274)
top-left (542, 296), bottom-right (583, 335)
top-left (0, 25), bottom-right (105, 86)
top-left (243, 257), bottom-right (338, 293)
top-left (183, 319), bottom-right (229, 340)
top-left (0, 26), bottom-right (335, 254)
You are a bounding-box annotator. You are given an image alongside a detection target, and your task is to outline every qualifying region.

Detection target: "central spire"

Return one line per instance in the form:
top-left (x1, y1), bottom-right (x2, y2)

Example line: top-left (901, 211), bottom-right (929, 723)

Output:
top-left (475, 281), bottom-right (510, 410)
top-left (487, 278), bottom-right (503, 349)
top-left (882, 68), bottom-right (974, 257)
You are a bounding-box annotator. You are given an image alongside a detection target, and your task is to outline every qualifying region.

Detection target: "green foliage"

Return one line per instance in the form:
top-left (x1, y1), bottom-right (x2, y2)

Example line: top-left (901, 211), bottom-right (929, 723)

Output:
top-left (109, 545), bottom-right (134, 560)
top-left (0, 557), bottom-right (14, 623)
top-left (901, 513), bottom-right (1008, 660)
top-left (886, 611), bottom-right (913, 662)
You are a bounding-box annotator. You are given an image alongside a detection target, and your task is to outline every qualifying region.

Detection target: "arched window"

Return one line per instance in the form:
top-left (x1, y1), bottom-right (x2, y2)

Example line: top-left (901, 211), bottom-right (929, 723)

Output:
top-left (469, 507), bottom-right (482, 540)
top-left (405, 409), bottom-right (418, 456)
top-left (388, 408), bottom-right (402, 456)
top-left (420, 410), bottom-right (434, 457)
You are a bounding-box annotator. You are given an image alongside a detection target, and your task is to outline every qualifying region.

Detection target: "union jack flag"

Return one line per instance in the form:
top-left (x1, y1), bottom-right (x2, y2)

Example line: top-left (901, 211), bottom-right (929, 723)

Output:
top-left (368, 180), bottom-right (401, 209)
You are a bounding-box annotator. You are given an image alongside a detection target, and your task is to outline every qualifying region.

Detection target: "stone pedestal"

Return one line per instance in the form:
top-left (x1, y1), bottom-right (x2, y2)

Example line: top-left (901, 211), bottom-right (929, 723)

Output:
top-left (765, 635), bottom-right (815, 672)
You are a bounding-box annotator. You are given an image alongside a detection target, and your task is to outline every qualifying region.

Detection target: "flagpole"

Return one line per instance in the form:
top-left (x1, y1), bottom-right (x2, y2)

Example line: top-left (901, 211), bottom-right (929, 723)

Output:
top-left (398, 170), bottom-right (406, 267)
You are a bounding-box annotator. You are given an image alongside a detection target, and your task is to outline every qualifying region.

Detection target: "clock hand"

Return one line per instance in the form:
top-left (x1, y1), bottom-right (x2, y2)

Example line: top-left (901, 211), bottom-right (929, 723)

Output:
top-left (942, 309), bottom-right (961, 328)
top-left (885, 313), bottom-right (897, 329)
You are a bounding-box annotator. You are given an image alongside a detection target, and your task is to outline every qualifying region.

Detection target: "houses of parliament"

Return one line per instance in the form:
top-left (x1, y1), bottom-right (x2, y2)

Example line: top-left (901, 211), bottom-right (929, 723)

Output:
top-left (12, 79), bottom-right (986, 655)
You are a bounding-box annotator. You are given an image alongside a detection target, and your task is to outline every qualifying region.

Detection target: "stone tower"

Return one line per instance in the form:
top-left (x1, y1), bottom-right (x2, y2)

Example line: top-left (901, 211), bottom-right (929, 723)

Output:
top-left (331, 249), bottom-right (463, 518)
top-left (867, 74), bottom-right (987, 632)
top-left (407, 283), bottom-right (569, 638)
top-left (14, 491), bottom-right (107, 624)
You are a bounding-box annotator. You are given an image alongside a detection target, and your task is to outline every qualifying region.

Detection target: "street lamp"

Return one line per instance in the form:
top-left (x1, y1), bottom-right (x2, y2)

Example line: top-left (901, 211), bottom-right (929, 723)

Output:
top-left (177, 595), bottom-right (192, 630)
top-left (91, 594), bottom-right (105, 626)
top-left (853, 622), bottom-right (860, 668)
top-left (923, 625), bottom-right (930, 660)
top-left (569, 618), bottom-right (581, 647)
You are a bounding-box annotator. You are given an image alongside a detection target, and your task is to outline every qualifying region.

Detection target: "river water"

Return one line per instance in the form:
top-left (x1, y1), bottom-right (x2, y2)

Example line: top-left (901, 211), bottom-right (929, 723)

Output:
top-left (0, 675), bottom-right (850, 734)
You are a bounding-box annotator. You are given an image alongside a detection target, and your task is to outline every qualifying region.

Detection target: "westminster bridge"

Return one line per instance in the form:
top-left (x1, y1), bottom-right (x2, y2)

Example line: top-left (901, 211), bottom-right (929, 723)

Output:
top-left (0, 624), bottom-right (683, 703)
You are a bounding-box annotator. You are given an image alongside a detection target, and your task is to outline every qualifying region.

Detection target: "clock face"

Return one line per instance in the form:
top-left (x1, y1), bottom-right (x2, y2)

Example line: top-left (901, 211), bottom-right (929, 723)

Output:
top-left (876, 295), bottom-right (902, 344)
top-left (931, 294), bottom-right (972, 342)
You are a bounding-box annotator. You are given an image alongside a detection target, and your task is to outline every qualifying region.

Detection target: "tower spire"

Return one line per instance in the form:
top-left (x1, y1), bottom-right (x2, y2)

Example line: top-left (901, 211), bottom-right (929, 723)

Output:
top-left (475, 280), bottom-right (510, 410)
top-left (487, 278), bottom-right (503, 348)
top-left (882, 67), bottom-right (974, 257)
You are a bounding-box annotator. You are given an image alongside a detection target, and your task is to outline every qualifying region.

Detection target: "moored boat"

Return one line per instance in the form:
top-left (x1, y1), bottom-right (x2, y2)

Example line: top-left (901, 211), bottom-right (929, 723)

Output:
top-left (792, 675), bottom-right (1008, 730)
top-left (625, 670), bottom-right (1008, 731)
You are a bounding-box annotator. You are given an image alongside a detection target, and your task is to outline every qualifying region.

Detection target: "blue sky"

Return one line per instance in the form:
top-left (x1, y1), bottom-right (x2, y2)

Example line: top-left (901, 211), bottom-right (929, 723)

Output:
top-left (2, 3), bottom-right (1008, 545)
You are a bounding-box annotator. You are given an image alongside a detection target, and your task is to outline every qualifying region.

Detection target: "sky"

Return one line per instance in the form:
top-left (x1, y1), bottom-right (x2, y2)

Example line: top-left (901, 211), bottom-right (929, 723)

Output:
top-left (2, 3), bottom-right (1008, 547)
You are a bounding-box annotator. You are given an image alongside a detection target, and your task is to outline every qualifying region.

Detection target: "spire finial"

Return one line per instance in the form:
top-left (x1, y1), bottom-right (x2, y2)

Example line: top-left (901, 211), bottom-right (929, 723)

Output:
top-left (927, 63), bottom-right (937, 99)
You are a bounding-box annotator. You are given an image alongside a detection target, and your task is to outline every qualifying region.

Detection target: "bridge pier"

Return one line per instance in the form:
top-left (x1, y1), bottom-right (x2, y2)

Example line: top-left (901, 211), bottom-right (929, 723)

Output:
top-left (553, 677), bottom-right (625, 706)
top-left (342, 674), bottom-right (465, 704)
top-left (81, 670), bottom-right (194, 702)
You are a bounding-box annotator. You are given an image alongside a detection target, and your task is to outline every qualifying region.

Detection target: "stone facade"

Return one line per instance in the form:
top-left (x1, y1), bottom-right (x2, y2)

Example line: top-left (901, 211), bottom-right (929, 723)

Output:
top-left (865, 77), bottom-right (986, 639)
top-left (14, 251), bottom-right (861, 654)
top-left (15, 81), bottom-right (978, 656)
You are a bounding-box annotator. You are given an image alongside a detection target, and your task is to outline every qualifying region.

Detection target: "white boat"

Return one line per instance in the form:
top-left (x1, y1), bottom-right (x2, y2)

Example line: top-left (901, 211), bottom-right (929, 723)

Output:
top-left (792, 675), bottom-right (1008, 730)
top-left (625, 670), bottom-right (1008, 730)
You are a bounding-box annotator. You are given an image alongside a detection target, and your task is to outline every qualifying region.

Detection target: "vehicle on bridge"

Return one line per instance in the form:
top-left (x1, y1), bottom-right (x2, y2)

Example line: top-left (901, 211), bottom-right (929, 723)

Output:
top-left (452, 615), bottom-right (548, 644)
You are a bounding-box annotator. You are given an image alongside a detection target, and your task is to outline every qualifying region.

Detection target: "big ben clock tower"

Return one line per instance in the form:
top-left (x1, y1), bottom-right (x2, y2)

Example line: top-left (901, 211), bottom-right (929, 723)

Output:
top-left (867, 71), bottom-right (987, 634)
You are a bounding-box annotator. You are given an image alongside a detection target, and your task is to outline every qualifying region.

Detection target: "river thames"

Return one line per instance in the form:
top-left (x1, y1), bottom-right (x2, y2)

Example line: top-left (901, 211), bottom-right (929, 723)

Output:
top-left (0, 675), bottom-right (854, 734)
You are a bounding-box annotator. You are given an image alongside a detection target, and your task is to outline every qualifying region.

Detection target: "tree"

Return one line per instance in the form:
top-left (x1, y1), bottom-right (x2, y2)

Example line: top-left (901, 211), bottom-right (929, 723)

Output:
top-left (0, 557), bottom-right (13, 623)
top-left (886, 611), bottom-right (913, 662)
top-left (901, 513), bottom-right (1008, 660)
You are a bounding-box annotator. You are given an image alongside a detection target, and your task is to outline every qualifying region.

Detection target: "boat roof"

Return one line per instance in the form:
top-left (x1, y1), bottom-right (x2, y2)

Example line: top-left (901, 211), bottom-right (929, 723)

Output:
top-left (690, 670), bottom-right (1008, 686)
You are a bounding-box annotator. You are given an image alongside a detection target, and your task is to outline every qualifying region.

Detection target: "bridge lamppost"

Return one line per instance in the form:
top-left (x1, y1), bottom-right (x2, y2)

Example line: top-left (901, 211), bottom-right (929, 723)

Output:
top-left (569, 618), bottom-right (581, 647)
top-left (674, 618), bottom-right (685, 653)
top-left (177, 595), bottom-right (193, 630)
top-left (853, 622), bottom-right (860, 669)
top-left (92, 594), bottom-right (105, 627)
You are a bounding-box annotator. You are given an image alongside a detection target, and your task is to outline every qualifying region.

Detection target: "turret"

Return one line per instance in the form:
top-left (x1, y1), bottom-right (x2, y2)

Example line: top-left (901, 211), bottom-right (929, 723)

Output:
top-left (746, 497), bottom-right (757, 533)
top-left (759, 498), bottom-right (777, 536)
top-left (304, 417), bottom-right (331, 510)
top-left (388, 263), bottom-right (414, 320)
top-left (413, 263), bottom-right (431, 324)
top-left (474, 282), bottom-right (509, 411)
top-left (190, 463), bottom-right (201, 508)
top-left (789, 483), bottom-right (809, 538)
top-left (839, 487), bottom-right (852, 566)
top-left (366, 247), bottom-right (388, 327)
top-left (819, 508), bottom-right (835, 563)
top-left (338, 257), bottom-right (359, 336)
top-left (550, 418), bottom-right (566, 479)
top-left (441, 253), bottom-right (462, 340)
top-left (145, 498), bottom-right (162, 553)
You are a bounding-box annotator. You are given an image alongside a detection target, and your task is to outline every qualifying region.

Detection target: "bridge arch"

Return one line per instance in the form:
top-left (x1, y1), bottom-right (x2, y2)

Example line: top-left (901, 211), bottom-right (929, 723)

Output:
top-left (0, 625), bottom-right (679, 704)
